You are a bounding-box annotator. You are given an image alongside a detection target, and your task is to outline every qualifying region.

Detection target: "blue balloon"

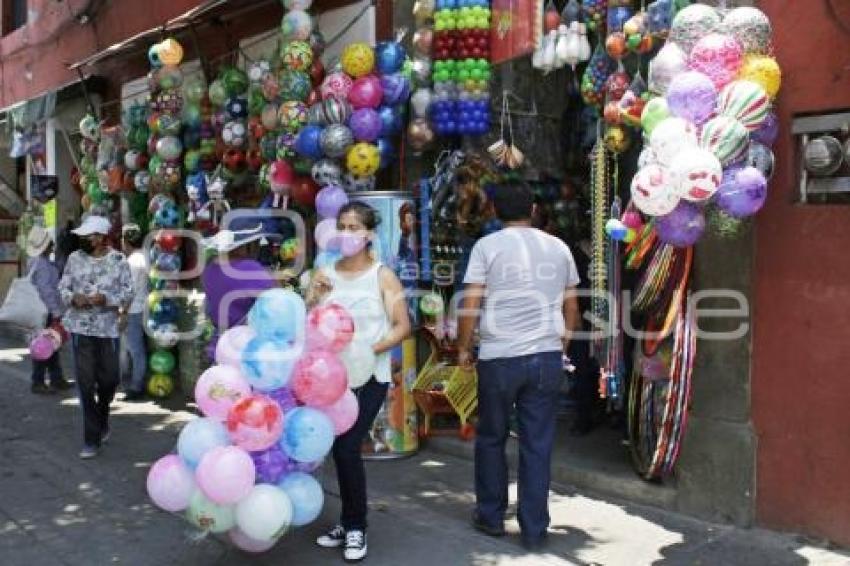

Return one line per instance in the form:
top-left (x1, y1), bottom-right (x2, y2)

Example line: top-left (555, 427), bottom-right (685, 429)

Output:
top-left (177, 418), bottom-right (230, 469)
top-left (278, 472), bottom-right (324, 526)
top-left (280, 407), bottom-right (334, 463)
top-left (376, 137), bottom-right (396, 169)
top-left (378, 105), bottom-right (402, 137)
top-left (241, 336), bottom-right (301, 391)
top-left (375, 41), bottom-right (407, 75)
top-left (295, 124), bottom-right (325, 160)
top-left (247, 288), bottom-right (306, 342)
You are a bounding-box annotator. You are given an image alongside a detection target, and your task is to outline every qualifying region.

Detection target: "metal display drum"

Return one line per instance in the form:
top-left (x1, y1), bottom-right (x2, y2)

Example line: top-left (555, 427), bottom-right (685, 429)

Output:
top-left (354, 191), bottom-right (419, 459)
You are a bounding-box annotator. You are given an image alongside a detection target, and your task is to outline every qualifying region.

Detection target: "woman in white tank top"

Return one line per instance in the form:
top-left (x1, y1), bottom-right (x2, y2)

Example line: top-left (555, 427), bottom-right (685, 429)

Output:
top-left (306, 202), bottom-right (411, 561)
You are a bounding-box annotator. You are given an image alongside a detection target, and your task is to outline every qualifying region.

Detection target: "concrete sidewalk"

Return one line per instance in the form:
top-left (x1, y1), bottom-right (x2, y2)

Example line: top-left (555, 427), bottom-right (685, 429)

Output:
top-left (0, 335), bottom-right (846, 566)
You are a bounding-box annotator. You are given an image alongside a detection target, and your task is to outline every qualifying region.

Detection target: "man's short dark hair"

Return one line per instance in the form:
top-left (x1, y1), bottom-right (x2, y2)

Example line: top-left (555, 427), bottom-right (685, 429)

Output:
top-left (490, 181), bottom-right (534, 222)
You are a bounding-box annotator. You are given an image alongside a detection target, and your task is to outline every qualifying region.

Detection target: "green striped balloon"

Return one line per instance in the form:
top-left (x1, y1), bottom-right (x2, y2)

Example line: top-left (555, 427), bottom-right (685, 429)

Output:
top-left (700, 116), bottom-right (750, 164)
top-left (717, 80), bottom-right (770, 131)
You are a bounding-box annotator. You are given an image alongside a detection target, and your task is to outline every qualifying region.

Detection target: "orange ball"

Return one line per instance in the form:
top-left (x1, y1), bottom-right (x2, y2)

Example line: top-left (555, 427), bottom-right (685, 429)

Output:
top-left (606, 33), bottom-right (627, 60)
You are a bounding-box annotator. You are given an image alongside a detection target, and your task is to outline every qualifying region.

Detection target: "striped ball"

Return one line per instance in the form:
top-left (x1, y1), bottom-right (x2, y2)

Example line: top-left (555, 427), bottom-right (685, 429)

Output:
top-left (717, 80), bottom-right (769, 131)
top-left (700, 116), bottom-right (750, 165)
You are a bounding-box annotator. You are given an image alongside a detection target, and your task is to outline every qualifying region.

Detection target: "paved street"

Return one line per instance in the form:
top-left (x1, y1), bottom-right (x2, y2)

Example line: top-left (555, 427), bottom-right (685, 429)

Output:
top-left (0, 334), bottom-right (847, 566)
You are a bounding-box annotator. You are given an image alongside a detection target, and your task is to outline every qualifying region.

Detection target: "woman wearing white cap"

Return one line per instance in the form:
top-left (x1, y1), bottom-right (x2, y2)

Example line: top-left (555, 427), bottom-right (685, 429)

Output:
top-left (58, 216), bottom-right (134, 459)
top-left (25, 226), bottom-right (71, 394)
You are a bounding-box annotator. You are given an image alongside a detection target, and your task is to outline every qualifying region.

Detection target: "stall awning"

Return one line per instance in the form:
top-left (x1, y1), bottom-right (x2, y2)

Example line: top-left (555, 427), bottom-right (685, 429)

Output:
top-left (67, 0), bottom-right (275, 71)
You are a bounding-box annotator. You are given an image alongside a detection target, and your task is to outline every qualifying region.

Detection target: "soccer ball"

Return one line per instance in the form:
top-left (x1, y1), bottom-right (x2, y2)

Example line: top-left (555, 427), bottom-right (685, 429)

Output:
top-left (221, 121), bottom-right (247, 147)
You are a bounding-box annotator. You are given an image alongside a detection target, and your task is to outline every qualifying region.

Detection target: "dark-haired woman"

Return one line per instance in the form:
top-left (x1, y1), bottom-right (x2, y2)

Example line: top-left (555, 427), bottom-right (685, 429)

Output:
top-left (307, 202), bottom-right (411, 562)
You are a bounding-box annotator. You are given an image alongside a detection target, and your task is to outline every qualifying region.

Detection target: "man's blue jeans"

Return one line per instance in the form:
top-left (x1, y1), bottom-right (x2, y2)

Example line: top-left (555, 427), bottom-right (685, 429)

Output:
top-left (121, 313), bottom-right (147, 393)
top-left (475, 351), bottom-right (562, 542)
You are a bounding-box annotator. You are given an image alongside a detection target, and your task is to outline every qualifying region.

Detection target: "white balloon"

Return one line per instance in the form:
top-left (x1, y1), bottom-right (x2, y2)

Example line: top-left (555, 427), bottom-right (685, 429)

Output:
top-left (669, 147), bottom-right (723, 202)
top-left (235, 485), bottom-right (293, 542)
top-left (630, 164), bottom-right (680, 217)
top-left (410, 88), bottom-right (433, 118)
top-left (650, 117), bottom-right (698, 166)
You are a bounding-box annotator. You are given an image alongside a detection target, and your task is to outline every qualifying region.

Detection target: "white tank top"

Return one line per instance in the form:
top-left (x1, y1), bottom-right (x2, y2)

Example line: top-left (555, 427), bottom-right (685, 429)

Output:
top-left (321, 261), bottom-right (392, 385)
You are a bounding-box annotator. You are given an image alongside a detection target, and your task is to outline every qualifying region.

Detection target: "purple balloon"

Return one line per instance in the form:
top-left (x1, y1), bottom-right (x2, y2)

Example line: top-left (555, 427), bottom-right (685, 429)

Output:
top-left (665, 71), bottom-right (717, 125)
top-left (251, 444), bottom-right (290, 484)
top-left (717, 166), bottom-right (767, 218)
top-left (315, 184), bottom-right (349, 219)
top-left (267, 387), bottom-right (298, 413)
top-left (30, 335), bottom-right (54, 361)
top-left (751, 111), bottom-right (779, 147)
top-left (348, 108), bottom-right (383, 142)
top-left (380, 73), bottom-right (411, 106)
top-left (655, 201), bottom-right (706, 247)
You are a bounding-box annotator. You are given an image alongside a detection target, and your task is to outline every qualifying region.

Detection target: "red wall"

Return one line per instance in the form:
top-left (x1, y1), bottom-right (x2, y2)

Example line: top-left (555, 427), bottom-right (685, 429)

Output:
top-left (753, 0), bottom-right (850, 546)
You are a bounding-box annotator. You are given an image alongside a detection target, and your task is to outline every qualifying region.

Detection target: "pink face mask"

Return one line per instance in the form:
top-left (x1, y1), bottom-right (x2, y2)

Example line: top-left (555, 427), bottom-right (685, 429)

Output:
top-left (338, 231), bottom-right (368, 257)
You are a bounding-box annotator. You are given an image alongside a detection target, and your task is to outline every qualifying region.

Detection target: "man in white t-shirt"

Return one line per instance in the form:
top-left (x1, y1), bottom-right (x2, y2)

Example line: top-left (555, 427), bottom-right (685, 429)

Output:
top-left (457, 181), bottom-right (580, 551)
top-left (120, 224), bottom-right (149, 401)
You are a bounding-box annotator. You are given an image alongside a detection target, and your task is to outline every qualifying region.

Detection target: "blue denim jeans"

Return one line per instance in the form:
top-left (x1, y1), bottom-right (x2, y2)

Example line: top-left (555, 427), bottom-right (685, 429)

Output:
top-left (475, 351), bottom-right (562, 542)
top-left (121, 313), bottom-right (147, 393)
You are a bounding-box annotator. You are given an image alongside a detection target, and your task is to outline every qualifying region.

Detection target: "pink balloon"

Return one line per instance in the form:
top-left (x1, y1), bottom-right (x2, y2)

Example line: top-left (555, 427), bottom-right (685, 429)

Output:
top-left (320, 72), bottom-right (353, 100)
top-left (216, 326), bottom-right (257, 367)
top-left (306, 303), bottom-right (355, 353)
top-left (314, 218), bottom-right (340, 251)
top-left (228, 528), bottom-right (279, 553)
top-left (348, 75), bottom-right (384, 109)
top-left (688, 33), bottom-right (744, 90)
top-left (321, 389), bottom-right (359, 435)
top-left (226, 394), bottom-right (285, 451)
top-left (196, 446), bottom-right (256, 505)
top-left (195, 365), bottom-right (253, 421)
top-left (30, 335), bottom-right (55, 361)
top-left (147, 454), bottom-right (196, 512)
top-left (291, 350), bottom-right (348, 407)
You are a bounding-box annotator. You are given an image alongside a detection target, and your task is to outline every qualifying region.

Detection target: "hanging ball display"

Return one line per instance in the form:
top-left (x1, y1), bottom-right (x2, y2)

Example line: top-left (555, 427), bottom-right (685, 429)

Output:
top-left (738, 55), bottom-right (782, 99)
top-left (158, 38), bottom-right (184, 66)
top-left (699, 115), bottom-right (750, 165)
top-left (669, 147), bottom-right (723, 202)
top-left (345, 142), bottom-right (380, 177)
top-left (669, 3), bottom-right (721, 54)
top-left (281, 10), bottom-right (313, 42)
top-left (631, 164), bottom-right (680, 217)
top-left (320, 71), bottom-right (354, 100)
top-left (688, 33), bottom-right (744, 90)
top-left (721, 7), bottom-right (772, 56)
top-left (278, 101), bottom-right (309, 133)
top-left (281, 40), bottom-right (314, 72)
top-left (665, 71), bottom-right (717, 125)
top-left (717, 80), bottom-right (770, 131)
top-left (319, 124), bottom-right (354, 158)
top-left (341, 42), bottom-right (376, 78)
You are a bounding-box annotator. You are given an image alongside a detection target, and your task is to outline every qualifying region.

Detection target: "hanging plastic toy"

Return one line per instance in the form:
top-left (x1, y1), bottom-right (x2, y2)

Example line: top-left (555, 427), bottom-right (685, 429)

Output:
top-left (200, 166), bottom-right (231, 227)
top-left (581, 43), bottom-right (617, 108)
top-left (582, 0), bottom-right (607, 33)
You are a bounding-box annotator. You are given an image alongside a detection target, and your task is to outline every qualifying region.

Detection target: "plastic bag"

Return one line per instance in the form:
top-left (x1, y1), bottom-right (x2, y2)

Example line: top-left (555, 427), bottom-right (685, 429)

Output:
top-left (0, 273), bottom-right (48, 329)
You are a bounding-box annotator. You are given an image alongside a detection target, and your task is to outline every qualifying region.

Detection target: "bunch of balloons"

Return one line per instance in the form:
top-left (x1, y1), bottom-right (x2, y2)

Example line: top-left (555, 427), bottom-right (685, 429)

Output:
top-left (147, 289), bottom-right (362, 553)
top-left (622, 4), bottom-right (781, 248)
top-left (429, 0), bottom-right (491, 136)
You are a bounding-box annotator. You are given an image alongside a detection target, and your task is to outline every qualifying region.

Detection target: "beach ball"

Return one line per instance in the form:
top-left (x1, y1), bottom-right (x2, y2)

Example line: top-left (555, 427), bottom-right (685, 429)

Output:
top-left (346, 142), bottom-right (380, 177)
top-left (341, 42), bottom-right (375, 78)
top-left (209, 79), bottom-right (228, 106)
top-left (320, 71), bottom-right (354, 100)
top-left (281, 40), bottom-right (314, 71)
top-left (278, 101), bottom-right (309, 133)
top-left (226, 394), bottom-right (284, 451)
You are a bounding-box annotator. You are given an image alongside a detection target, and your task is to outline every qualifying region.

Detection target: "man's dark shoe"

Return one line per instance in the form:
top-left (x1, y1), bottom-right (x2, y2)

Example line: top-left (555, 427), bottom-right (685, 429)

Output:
top-left (521, 536), bottom-right (548, 552)
top-left (471, 512), bottom-right (505, 537)
top-left (31, 383), bottom-right (54, 395)
top-left (51, 378), bottom-right (74, 391)
top-left (123, 390), bottom-right (146, 402)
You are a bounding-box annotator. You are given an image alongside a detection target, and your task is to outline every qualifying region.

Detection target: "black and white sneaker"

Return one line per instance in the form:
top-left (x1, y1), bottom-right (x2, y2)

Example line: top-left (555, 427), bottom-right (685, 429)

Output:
top-left (343, 530), bottom-right (367, 562)
top-left (316, 525), bottom-right (346, 548)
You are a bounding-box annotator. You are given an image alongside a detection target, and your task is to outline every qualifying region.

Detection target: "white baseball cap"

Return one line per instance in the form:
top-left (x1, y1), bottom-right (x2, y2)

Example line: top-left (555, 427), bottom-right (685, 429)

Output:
top-left (72, 215), bottom-right (111, 236)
